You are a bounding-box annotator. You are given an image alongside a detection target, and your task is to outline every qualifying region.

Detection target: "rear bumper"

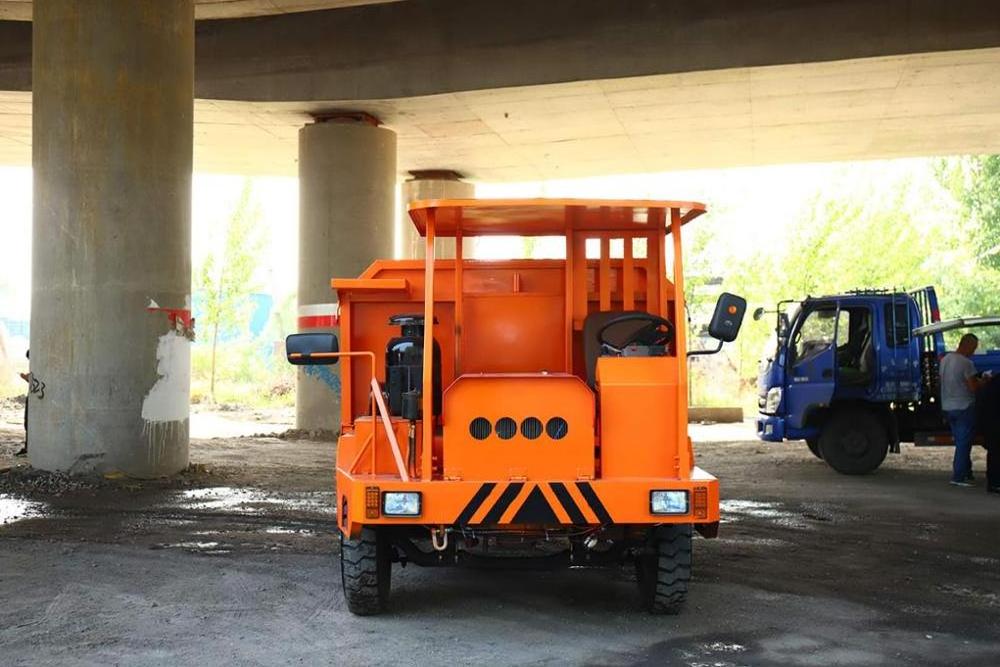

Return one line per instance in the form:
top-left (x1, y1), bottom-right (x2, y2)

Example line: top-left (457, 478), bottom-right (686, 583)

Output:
top-left (336, 467), bottom-right (719, 536)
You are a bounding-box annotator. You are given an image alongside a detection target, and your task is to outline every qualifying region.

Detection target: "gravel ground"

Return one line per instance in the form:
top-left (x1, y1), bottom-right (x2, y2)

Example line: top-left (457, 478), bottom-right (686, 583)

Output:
top-left (0, 411), bottom-right (998, 666)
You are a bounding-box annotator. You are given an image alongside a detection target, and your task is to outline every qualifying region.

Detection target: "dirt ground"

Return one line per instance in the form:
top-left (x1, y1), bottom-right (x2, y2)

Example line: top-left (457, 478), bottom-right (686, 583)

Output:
top-left (0, 404), bottom-right (998, 666)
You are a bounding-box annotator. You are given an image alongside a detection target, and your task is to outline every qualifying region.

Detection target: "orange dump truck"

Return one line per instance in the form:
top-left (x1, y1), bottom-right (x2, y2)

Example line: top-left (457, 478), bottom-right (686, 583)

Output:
top-left (286, 199), bottom-right (745, 615)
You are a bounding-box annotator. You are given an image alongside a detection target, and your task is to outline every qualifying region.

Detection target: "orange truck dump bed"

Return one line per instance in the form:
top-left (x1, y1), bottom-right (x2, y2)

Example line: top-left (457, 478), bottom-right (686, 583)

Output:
top-left (286, 198), bottom-right (746, 615)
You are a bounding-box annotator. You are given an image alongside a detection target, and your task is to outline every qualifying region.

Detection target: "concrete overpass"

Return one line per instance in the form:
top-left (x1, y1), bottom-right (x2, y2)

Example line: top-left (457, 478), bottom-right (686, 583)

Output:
top-left (2, 0), bottom-right (1000, 477)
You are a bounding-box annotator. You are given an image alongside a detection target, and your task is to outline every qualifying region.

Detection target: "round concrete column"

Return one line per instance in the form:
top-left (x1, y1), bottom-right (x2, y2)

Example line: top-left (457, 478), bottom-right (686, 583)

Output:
top-left (399, 171), bottom-right (476, 259)
top-left (31, 0), bottom-right (194, 476)
top-left (297, 117), bottom-right (397, 433)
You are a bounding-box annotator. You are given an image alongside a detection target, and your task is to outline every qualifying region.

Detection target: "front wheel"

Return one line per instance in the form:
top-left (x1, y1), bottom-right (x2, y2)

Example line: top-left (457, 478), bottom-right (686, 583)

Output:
top-left (819, 408), bottom-right (888, 475)
top-left (806, 438), bottom-right (823, 460)
top-left (341, 526), bottom-right (391, 615)
top-left (636, 524), bottom-right (692, 614)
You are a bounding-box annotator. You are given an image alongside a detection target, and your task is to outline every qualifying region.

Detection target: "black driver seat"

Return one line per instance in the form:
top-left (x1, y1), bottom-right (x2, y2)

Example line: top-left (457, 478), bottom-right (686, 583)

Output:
top-left (583, 310), bottom-right (649, 389)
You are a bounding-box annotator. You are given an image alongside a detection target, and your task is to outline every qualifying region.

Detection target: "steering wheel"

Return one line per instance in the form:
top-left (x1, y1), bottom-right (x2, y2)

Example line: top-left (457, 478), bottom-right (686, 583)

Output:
top-left (597, 313), bottom-right (675, 354)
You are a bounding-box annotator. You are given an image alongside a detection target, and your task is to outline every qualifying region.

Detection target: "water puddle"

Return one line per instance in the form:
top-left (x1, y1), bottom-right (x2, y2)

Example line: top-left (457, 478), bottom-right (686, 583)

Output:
top-left (154, 540), bottom-right (233, 555)
top-left (0, 494), bottom-right (44, 526)
top-left (702, 642), bottom-right (747, 653)
top-left (720, 499), bottom-right (812, 529)
top-left (173, 487), bottom-right (335, 516)
top-left (936, 583), bottom-right (1000, 607)
top-left (716, 536), bottom-right (793, 548)
top-left (264, 526), bottom-right (317, 535)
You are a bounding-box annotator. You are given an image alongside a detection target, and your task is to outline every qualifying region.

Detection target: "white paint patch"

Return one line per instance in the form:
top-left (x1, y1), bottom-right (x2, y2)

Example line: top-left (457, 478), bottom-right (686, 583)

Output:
top-left (142, 330), bottom-right (191, 423)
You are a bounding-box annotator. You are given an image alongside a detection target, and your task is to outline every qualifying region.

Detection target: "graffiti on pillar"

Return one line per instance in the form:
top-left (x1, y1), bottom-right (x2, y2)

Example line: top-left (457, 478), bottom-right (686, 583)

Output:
top-left (27, 374), bottom-right (45, 399)
top-left (304, 364), bottom-right (341, 393)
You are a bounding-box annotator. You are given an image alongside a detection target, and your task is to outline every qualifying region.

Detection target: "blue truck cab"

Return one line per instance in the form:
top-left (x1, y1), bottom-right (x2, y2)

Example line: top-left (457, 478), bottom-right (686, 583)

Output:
top-left (755, 287), bottom-right (1000, 474)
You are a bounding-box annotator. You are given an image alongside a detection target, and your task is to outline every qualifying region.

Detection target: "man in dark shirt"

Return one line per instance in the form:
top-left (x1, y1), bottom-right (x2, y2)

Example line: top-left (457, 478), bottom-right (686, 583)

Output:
top-left (975, 372), bottom-right (1000, 494)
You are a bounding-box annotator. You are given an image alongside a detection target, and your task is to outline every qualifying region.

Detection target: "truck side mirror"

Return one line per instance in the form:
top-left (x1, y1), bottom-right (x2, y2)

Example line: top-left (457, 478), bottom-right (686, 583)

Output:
top-left (286, 333), bottom-right (340, 365)
top-left (708, 293), bottom-right (747, 343)
top-left (752, 307), bottom-right (766, 321)
top-left (778, 313), bottom-right (790, 337)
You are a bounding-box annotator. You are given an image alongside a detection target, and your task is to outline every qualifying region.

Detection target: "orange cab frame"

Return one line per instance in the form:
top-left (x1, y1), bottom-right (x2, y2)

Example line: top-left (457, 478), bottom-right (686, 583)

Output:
top-left (286, 199), bottom-right (746, 615)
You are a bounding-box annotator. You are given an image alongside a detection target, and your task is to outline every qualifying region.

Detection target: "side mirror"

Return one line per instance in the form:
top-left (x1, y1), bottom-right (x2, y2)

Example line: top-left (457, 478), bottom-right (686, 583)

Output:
top-left (752, 307), bottom-right (766, 321)
top-left (708, 292), bottom-right (747, 343)
top-left (286, 333), bottom-right (340, 365)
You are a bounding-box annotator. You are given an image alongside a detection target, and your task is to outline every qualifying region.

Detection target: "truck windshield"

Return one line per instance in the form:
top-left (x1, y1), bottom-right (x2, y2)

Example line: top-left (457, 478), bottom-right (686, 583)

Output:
top-left (793, 308), bottom-right (838, 366)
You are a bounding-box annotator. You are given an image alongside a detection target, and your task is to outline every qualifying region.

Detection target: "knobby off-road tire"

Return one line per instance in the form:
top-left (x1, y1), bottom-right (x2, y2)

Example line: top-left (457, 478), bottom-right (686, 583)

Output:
top-left (636, 524), bottom-right (693, 615)
top-left (341, 527), bottom-right (391, 615)
top-left (806, 438), bottom-right (823, 460)
top-left (818, 407), bottom-right (888, 475)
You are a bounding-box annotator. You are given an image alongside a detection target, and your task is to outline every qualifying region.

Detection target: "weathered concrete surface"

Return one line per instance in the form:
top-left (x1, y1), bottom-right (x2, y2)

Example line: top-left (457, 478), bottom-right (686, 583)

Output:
top-left (30, 0), bottom-right (194, 477)
top-left (0, 0), bottom-right (398, 21)
top-left (3, 1), bottom-right (1000, 100)
top-left (297, 119), bottom-right (396, 432)
top-left (399, 171), bottom-right (474, 260)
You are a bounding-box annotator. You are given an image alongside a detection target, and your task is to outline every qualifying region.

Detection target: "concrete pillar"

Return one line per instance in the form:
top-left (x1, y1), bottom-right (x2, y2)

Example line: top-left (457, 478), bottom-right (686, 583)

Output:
top-left (399, 170), bottom-right (476, 259)
top-left (30, 0), bottom-right (194, 477)
top-left (297, 114), bottom-right (396, 433)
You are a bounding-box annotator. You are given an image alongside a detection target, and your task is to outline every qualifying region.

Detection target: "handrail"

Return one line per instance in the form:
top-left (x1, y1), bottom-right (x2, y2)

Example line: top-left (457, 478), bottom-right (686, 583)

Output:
top-left (287, 350), bottom-right (410, 482)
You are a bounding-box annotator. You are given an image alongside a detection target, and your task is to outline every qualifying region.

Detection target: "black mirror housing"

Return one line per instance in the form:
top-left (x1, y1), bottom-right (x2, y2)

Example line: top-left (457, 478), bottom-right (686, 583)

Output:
top-left (708, 292), bottom-right (747, 343)
top-left (286, 333), bottom-right (340, 365)
top-left (752, 306), bottom-right (766, 321)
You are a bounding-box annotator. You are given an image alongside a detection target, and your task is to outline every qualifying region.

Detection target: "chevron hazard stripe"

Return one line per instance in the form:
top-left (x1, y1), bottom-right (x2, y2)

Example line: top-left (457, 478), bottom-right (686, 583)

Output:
top-left (575, 481), bottom-right (613, 524)
top-left (454, 481), bottom-right (617, 526)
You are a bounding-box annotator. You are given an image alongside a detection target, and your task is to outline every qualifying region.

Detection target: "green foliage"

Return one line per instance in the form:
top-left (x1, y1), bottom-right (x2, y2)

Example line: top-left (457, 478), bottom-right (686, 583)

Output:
top-left (933, 155), bottom-right (1000, 348)
top-left (195, 180), bottom-right (267, 403)
top-left (191, 342), bottom-right (295, 408)
top-left (683, 158), bottom-right (1000, 405)
top-left (939, 155), bottom-right (1000, 270)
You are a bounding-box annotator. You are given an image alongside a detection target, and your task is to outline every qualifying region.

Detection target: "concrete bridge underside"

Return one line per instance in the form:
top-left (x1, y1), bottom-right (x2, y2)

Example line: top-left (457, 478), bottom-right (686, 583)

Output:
top-left (3, 0), bottom-right (1000, 178)
top-left (4, 0), bottom-right (1000, 476)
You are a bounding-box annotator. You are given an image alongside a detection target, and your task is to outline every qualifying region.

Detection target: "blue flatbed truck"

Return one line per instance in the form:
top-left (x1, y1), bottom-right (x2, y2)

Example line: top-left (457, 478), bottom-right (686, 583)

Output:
top-left (755, 287), bottom-right (1000, 474)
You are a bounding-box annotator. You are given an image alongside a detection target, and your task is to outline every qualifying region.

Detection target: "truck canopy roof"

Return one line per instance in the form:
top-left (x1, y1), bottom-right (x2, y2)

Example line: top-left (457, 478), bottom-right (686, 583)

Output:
top-left (913, 316), bottom-right (1000, 336)
top-left (407, 198), bottom-right (706, 237)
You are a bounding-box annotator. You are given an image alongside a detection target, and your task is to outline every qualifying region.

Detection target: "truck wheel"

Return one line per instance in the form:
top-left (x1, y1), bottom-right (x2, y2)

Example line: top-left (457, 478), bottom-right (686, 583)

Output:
top-left (818, 408), bottom-right (888, 475)
top-left (806, 438), bottom-right (823, 460)
top-left (340, 526), bottom-right (391, 615)
top-left (636, 524), bottom-right (692, 614)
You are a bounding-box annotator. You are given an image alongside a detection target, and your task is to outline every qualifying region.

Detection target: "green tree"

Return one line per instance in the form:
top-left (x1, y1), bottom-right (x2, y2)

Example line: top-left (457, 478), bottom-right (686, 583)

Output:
top-left (685, 161), bottom-right (970, 407)
top-left (938, 155), bottom-right (1000, 270)
top-left (196, 181), bottom-right (265, 403)
top-left (934, 155), bottom-right (1000, 347)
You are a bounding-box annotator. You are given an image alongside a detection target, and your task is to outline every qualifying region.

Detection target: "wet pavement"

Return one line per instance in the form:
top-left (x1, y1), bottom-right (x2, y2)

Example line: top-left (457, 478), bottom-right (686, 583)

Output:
top-left (1, 420), bottom-right (999, 665)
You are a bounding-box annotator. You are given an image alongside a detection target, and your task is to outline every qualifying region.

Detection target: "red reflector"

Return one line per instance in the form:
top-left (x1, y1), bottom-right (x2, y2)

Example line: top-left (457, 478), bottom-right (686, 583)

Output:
top-left (365, 486), bottom-right (380, 519)
top-left (693, 487), bottom-right (708, 519)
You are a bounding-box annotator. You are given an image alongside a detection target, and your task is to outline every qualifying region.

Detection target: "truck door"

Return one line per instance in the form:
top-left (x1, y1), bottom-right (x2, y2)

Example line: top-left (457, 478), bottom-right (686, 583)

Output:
top-left (785, 304), bottom-right (840, 429)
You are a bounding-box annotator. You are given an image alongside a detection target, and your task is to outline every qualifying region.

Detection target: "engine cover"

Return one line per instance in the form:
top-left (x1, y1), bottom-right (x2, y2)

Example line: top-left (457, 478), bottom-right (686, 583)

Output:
top-left (442, 374), bottom-right (595, 481)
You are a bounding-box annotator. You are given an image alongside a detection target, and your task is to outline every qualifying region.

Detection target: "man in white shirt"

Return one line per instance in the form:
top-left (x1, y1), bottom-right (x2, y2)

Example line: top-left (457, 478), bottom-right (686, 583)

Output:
top-left (940, 333), bottom-right (985, 486)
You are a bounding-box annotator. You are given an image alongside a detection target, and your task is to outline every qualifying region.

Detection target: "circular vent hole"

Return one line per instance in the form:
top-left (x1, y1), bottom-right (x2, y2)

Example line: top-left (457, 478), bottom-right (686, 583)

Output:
top-left (520, 417), bottom-right (543, 440)
top-left (495, 417), bottom-right (517, 440)
top-left (469, 417), bottom-right (492, 440)
top-left (546, 417), bottom-right (569, 440)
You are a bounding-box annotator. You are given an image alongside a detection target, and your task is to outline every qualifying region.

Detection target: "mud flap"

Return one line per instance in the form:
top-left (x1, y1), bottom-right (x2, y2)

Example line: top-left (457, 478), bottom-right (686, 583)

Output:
top-left (694, 522), bottom-right (719, 538)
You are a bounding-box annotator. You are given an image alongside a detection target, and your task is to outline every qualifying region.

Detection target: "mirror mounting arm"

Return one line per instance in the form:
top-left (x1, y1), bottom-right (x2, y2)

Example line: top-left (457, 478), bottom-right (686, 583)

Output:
top-left (688, 340), bottom-right (724, 357)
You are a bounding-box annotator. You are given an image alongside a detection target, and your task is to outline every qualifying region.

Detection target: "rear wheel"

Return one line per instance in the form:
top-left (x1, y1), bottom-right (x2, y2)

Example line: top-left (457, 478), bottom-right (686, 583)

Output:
top-left (806, 438), bottom-right (823, 460)
top-left (341, 526), bottom-right (391, 615)
top-left (636, 524), bottom-right (692, 614)
top-left (819, 408), bottom-right (888, 475)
